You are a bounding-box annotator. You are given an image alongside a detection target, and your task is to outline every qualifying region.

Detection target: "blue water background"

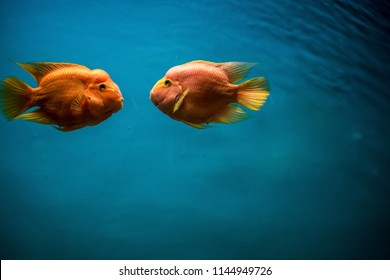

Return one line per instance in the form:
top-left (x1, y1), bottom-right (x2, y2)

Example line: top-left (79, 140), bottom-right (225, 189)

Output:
top-left (0, 0), bottom-right (389, 259)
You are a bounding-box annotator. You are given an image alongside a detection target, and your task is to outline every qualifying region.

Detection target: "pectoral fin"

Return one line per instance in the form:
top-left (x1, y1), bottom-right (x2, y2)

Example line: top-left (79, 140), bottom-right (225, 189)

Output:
top-left (71, 93), bottom-right (88, 111)
top-left (173, 88), bottom-right (189, 113)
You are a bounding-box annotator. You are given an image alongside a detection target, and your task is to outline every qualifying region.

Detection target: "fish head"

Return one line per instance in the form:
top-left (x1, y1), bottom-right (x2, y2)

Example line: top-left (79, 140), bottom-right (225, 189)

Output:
top-left (86, 69), bottom-right (124, 117)
top-left (150, 75), bottom-right (182, 114)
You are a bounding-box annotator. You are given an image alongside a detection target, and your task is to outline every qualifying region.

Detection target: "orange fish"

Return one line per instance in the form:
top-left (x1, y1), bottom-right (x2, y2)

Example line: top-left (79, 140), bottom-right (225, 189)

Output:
top-left (150, 60), bottom-right (269, 128)
top-left (0, 62), bottom-right (124, 131)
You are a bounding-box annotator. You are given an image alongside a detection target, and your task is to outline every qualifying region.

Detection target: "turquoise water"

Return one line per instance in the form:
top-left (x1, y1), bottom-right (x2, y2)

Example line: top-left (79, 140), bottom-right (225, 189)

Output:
top-left (0, 0), bottom-right (389, 259)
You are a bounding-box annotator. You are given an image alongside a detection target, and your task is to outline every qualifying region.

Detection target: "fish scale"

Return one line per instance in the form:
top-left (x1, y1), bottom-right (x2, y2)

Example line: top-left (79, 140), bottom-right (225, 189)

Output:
top-left (150, 60), bottom-right (269, 128)
top-left (1, 62), bottom-right (123, 131)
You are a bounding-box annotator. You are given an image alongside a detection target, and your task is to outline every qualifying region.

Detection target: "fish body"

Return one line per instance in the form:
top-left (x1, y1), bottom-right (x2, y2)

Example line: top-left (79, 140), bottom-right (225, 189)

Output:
top-left (1, 62), bottom-right (124, 131)
top-left (150, 60), bottom-right (269, 128)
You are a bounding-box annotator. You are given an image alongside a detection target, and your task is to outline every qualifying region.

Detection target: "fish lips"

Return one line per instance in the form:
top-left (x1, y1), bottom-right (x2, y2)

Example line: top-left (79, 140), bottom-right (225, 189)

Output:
top-left (113, 98), bottom-right (124, 112)
top-left (106, 97), bottom-right (124, 114)
top-left (150, 91), bottom-right (164, 107)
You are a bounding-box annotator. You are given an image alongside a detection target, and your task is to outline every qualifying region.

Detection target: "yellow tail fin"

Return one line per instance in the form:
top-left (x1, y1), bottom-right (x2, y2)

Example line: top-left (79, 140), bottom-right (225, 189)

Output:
top-left (237, 77), bottom-right (269, 110)
top-left (1, 77), bottom-right (33, 120)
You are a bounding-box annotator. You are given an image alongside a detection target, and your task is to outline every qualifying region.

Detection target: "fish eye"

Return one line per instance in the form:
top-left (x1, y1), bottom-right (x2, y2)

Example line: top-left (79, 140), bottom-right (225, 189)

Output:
top-left (164, 79), bottom-right (172, 87)
top-left (99, 84), bottom-right (106, 91)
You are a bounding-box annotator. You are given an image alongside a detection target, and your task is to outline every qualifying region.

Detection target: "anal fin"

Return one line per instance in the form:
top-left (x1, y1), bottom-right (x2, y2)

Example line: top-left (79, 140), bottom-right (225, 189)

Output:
top-left (15, 109), bottom-right (56, 125)
top-left (213, 104), bottom-right (248, 124)
top-left (183, 121), bottom-right (210, 129)
top-left (55, 123), bottom-right (85, 132)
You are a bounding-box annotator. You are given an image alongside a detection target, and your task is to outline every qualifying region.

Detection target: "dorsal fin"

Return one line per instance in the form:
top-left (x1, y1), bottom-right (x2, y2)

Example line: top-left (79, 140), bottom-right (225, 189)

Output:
top-left (16, 62), bottom-right (88, 84)
top-left (218, 62), bottom-right (256, 83)
top-left (187, 61), bottom-right (256, 83)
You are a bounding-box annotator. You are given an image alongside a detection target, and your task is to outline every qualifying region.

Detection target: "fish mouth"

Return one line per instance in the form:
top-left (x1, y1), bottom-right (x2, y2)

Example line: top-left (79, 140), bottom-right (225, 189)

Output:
top-left (104, 99), bottom-right (123, 115)
top-left (103, 109), bottom-right (115, 115)
top-left (114, 97), bottom-right (124, 111)
top-left (150, 91), bottom-right (164, 108)
top-left (151, 99), bottom-right (160, 107)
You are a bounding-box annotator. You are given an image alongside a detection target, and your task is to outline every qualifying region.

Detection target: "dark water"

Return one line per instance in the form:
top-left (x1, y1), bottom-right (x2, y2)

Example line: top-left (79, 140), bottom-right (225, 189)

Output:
top-left (0, 0), bottom-right (389, 260)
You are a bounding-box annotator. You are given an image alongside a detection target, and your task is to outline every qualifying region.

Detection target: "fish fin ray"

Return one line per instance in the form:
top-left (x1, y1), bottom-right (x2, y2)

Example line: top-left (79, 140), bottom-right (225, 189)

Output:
top-left (183, 61), bottom-right (254, 83)
top-left (219, 62), bottom-right (256, 83)
top-left (173, 88), bottom-right (189, 113)
top-left (237, 77), bottom-right (270, 110)
top-left (1, 77), bottom-right (33, 120)
top-left (55, 124), bottom-right (85, 132)
top-left (184, 61), bottom-right (255, 83)
top-left (17, 62), bottom-right (87, 84)
top-left (15, 109), bottom-right (56, 125)
top-left (70, 93), bottom-right (87, 111)
top-left (213, 104), bottom-right (248, 124)
top-left (184, 60), bottom-right (212, 65)
top-left (183, 121), bottom-right (210, 129)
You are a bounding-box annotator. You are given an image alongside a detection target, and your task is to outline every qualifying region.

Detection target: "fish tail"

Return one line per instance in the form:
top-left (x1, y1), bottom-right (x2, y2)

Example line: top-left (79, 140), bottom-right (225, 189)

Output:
top-left (237, 77), bottom-right (269, 110)
top-left (1, 77), bottom-right (33, 120)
